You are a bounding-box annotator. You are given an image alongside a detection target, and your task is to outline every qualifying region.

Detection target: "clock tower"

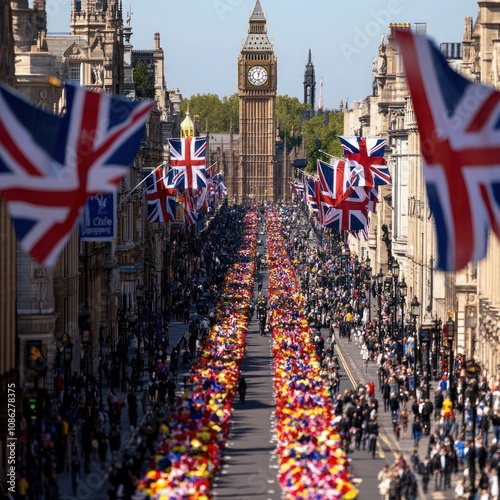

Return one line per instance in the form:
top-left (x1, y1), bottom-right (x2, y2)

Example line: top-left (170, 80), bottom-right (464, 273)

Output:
top-left (236, 0), bottom-right (283, 203)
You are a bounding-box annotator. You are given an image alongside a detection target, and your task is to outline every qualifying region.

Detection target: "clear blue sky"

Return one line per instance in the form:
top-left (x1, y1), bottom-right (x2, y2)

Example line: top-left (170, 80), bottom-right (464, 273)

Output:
top-left (45, 0), bottom-right (476, 109)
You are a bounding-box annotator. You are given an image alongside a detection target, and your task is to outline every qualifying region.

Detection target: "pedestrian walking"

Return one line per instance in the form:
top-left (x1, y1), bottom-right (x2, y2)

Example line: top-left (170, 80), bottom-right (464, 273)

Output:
top-left (71, 456), bottom-right (80, 497)
top-left (237, 376), bottom-right (247, 403)
top-left (127, 387), bottom-right (138, 430)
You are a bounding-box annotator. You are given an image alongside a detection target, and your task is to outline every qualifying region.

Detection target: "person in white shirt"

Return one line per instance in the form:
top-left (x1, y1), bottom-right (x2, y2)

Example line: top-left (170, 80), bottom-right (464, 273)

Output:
top-left (490, 468), bottom-right (499, 500)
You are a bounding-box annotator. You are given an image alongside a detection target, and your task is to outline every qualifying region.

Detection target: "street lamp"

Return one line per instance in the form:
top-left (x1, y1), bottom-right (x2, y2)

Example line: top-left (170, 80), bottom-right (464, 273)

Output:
top-left (61, 333), bottom-right (73, 393)
top-left (364, 258), bottom-right (372, 324)
top-left (377, 270), bottom-right (384, 344)
top-left (398, 279), bottom-right (407, 363)
top-left (446, 313), bottom-right (456, 404)
top-left (391, 260), bottom-right (400, 361)
top-left (465, 306), bottom-right (477, 360)
top-left (465, 360), bottom-right (481, 499)
top-left (411, 296), bottom-right (421, 390)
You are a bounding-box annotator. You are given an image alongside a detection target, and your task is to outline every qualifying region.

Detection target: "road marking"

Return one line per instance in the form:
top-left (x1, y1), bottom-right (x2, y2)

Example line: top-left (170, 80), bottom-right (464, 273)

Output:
top-left (336, 344), bottom-right (391, 460)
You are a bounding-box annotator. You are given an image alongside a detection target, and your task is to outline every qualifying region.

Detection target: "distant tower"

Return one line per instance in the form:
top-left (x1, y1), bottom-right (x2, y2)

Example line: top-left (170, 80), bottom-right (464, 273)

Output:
top-left (237, 0), bottom-right (279, 203)
top-left (304, 49), bottom-right (316, 111)
top-left (317, 76), bottom-right (324, 113)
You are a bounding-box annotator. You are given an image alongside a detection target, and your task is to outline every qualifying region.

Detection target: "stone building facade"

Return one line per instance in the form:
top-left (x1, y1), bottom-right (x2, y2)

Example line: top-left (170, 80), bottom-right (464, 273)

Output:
top-left (9, 0), bottom-right (178, 393)
top-left (344, 1), bottom-right (500, 386)
top-left (0, 0), bottom-right (17, 475)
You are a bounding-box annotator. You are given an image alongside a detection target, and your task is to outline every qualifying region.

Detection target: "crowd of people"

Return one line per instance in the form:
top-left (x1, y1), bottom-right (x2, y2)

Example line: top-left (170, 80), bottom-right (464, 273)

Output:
top-left (11, 201), bottom-right (500, 500)
top-left (280, 204), bottom-right (500, 499)
top-left (10, 204), bottom-right (252, 500)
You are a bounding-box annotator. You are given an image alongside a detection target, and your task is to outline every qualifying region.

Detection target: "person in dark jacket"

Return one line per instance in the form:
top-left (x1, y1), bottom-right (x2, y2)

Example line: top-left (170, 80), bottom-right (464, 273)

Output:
top-left (237, 376), bottom-right (247, 403)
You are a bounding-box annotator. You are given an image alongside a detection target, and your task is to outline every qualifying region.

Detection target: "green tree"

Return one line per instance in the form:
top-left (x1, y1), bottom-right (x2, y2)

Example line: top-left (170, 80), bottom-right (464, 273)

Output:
top-left (276, 95), bottom-right (309, 149)
top-left (133, 62), bottom-right (155, 99)
top-left (181, 93), bottom-right (239, 133)
top-left (302, 111), bottom-right (344, 173)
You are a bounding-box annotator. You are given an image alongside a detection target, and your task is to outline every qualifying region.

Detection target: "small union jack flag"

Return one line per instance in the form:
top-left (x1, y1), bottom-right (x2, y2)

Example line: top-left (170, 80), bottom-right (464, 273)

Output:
top-left (338, 135), bottom-right (391, 186)
top-left (0, 81), bottom-right (153, 266)
top-left (305, 177), bottom-right (318, 213)
top-left (145, 165), bottom-right (177, 223)
top-left (397, 29), bottom-right (500, 271)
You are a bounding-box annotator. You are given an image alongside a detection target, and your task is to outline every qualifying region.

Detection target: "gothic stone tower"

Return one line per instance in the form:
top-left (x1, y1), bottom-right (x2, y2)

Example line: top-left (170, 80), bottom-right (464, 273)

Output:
top-left (70, 0), bottom-right (124, 94)
top-left (304, 48), bottom-right (316, 112)
top-left (237, 0), bottom-right (278, 203)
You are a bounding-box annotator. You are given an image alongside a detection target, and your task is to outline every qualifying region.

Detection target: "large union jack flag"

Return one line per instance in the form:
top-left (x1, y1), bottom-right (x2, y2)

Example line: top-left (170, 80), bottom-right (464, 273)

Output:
top-left (145, 165), bottom-right (177, 223)
top-left (317, 185), bottom-right (369, 232)
top-left (338, 135), bottom-right (391, 186)
top-left (397, 29), bottom-right (500, 271)
top-left (169, 137), bottom-right (208, 215)
top-left (169, 137), bottom-right (207, 191)
top-left (0, 81), bottom-right (153, 266)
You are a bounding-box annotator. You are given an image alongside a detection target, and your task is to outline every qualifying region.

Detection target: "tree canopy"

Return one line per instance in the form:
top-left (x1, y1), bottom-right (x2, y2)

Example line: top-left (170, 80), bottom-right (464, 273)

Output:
top-left (179, 93), bottom-right (344, 171)
top-left (133, 62), bottom-right (155, 99)
top-left (302, 112), bottom-right (344, 173)
top-left (180, 94), bottom-right (238, 133)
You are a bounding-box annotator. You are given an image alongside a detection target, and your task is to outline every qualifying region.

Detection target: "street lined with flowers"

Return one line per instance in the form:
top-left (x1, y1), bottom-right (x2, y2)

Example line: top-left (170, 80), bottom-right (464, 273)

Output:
top-left (266, 206), bottom-right (358, 500)
top-left (137, 209), bottom-right (257, 499)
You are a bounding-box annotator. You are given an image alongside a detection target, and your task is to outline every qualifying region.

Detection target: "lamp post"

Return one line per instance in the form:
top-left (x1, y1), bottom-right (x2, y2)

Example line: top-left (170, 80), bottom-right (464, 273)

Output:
top-left (465, 306), bottom-right (477, 361)
top-left (61, 333), bottom-right (73, 393)
top-left (465, 360), bottom-right (481, 499)
top-left (446, 314), bottom-right (456, 405)
top-left (411, 296), bottom-right (421, 390)
top-left (364, 258), bottom-right (372, 324)
top-left (354, 259), bottom-right (361, 312)
top-left (391, 260), bottom-right (400, 361)
top-left (377, 270), bottom-right (384, 344)
top-left (398, 279), bottom-right (407, 363)
top-left (420, 315), bottom-right (434, 399)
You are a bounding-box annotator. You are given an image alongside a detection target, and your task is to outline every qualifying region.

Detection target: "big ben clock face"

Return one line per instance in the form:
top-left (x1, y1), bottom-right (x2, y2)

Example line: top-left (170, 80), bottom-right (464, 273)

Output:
top-left (247, 65), bottom-right (268, 86)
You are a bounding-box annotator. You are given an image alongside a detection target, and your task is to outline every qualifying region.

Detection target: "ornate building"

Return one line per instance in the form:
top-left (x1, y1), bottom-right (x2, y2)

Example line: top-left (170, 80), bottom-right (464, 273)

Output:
top-left (231, 0), bottom-right (289, 203)
top-left (0, 0), bottom-right (17, 475)
top-left (9, 0), bottom-right (177, 393)
top-left (344, 3), bottom-right (500, 387)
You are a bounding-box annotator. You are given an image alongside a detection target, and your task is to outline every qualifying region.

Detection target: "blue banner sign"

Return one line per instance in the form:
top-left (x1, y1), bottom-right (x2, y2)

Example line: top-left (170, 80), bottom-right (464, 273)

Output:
top-left (79, 192), bottom-right (116, 241)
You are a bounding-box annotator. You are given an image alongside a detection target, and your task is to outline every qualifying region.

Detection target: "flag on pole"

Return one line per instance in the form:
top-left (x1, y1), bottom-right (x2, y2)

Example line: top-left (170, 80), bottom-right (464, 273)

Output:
top-left (396, 29), bottom-right (500, 271)
top-left (145, 166), bottom-right (177, 223)
top-left (0, 80), bottom-right (153, 266)
top-left (338, 135), bottom-right (391, 186)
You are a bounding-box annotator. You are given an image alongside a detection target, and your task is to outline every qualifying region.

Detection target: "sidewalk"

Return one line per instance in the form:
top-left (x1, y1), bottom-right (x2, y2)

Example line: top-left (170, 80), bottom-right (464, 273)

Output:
top-left (335, 332), bottom-right (456, 500)
top-left (57, 300), bottom-right (204, 499)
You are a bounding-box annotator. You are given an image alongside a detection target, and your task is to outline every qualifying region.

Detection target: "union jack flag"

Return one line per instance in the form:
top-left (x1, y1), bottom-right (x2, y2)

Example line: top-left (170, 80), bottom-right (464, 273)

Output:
top-left (305, 177), bottom-right (318, 213)
top-left (338, 135), bottom-right (391, 186)
top-left (396, 29), bottom-right (500, 271)
top-left (317, 186), bottom-right (369, 232)
top-left (169, 137), bottom-right (207, 191)
top-left (145, 166), bottom-right (177, 223)
top-left (0, 81), bottom-right (153, 266)
top-left (169, 137), bottom-right (208, 215)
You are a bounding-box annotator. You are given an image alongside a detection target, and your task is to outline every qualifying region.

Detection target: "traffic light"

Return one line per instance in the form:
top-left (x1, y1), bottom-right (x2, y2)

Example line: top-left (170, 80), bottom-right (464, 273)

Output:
top-left (26, 398), bottom-right (38, 421)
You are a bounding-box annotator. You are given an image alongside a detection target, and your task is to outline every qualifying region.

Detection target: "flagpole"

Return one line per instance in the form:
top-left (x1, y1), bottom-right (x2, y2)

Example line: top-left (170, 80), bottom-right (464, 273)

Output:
top-left (319, 150), bottom-right (343, 162)
top-left (120, 162), bottom-right (165, 205)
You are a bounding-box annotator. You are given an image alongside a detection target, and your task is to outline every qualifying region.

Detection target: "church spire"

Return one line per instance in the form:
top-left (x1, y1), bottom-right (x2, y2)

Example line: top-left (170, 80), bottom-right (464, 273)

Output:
top-left (317, 76), bottom-right (323, 112)
top-left (304, 49), bottom-right (316, 112)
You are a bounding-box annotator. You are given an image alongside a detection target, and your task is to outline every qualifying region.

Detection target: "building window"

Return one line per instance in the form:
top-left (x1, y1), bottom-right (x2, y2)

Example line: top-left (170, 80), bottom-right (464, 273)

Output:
top-left (69, 62), bottom-right (80, 82)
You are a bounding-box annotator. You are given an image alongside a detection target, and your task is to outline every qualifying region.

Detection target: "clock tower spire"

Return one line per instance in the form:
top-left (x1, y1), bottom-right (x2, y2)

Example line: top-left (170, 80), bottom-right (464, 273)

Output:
top-left (232, 0), bottom-right (287, 203)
